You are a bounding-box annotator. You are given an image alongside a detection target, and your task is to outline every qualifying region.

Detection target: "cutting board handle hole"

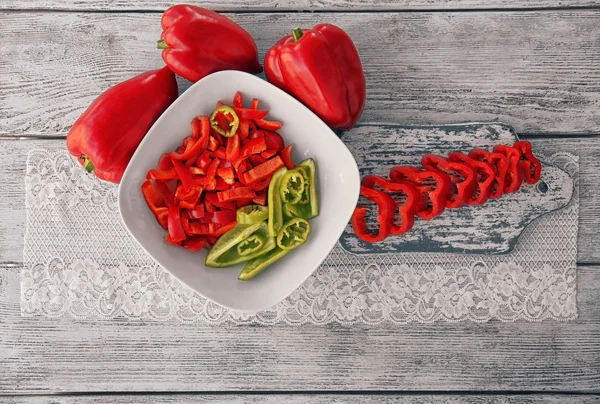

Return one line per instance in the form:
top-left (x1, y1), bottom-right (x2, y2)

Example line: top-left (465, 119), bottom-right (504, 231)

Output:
top-left (537, 181), bottom-right (549, 193)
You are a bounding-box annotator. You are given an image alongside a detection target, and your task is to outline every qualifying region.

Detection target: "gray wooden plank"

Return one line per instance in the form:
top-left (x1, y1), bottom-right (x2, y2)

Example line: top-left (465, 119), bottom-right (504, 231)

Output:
top-left (1, 136), bottom-right (599, 264)
top-left (1, 262), bottom-right (599, 393)
top-left (2, 0), bottom-right (599, 11)
top-left (2, 11), bottom-right (600, 136)
top-left (3, 395), bottom-right (600, 403)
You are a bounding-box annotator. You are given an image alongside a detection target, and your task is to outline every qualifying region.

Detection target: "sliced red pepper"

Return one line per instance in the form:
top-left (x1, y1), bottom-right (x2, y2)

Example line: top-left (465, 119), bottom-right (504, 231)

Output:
top-left (468, 149), bottom-right (509, 199)
top-left (158, 153), bottom-right (173, 170)
top-left (256, 118), bottom-right (282, 131)
top-left (251, 98), bottom-right (260, 109)
top-left (147, 168), bottom-right (178, 181)
top-left (249, 154), bottom-right (267, 166)
top-left (493, 145), bottom-right (524, 193)
top-left (183, 236), bottom-right (207, 252)
top-left (252, 190), bottom-right (267, 205)
top-left (448, 152), bottom-right (496, 206)
top-left (362, 175), bottom-right (420, 235)
top-left (187, 222), bottom-right (216, 236)
top-left (197, 151), bottom-right (212, 169)
top-left (226, 133), bottom-right (240, 162)
top-left (171, 158), bottom-right (194, 191)
top-left (217, 166), bottom-right (236, 184)
top-left (206, 158), bottom-right (220, 180)
top-left (214, 221), bottom-right (236, 237)
top-left (242, 156), bottom-right (285, 184)
top-left (205, 191), bottom-right (237, 210)
top-left (153, 207), bottom-right (169, 229)
top-left (208, 135), bottom-right (220, 151)
top-left (217, 186), bottom-right (256, 203)
top-left (171, 117), bottom-right (210, 160)
top-left (183, 205), bottom-right (205, 219)
top-left (167, 205), bottom-right (186, 243)
top-left (240, 137), bottom-right (267, 158)
top-left (390, 166), bottom-right (451, 220)
top-left (239, 118), bottom-right (250, 140)
top-left (213, 147), bottom-right (227, 160)
top-left (175, 184), bottom-right (201, 202)
top-left (249, 129), bottom-right (264, 140)
top-left (189, 167), bottom-right (205, 176)
top-left (263, 130), bottom-right (284, 152)
top-left (352, 186), bottom-right (395, 243)
top-left (421, 155), bottom-right (477, 209)
top-left (281, 144), bottom-right (295, 169)
top-left (205, 197), bottom-right (216, 213)
top-left (179, 187), bottom-right (202, 210)
top-left (200, 210), bottom-right (237, 224)
top-left (513, 140), bottom-right (542, 184)
top-left (261, 150), bottom-right (277, 159)
top-left (142, 179), bottom-right (165, 213)
top-left (233, 107), bottom-right (269, 120)
top-left (165, 233), bottom-right (182, 246)
top-left (233, 91), bottom-right (244, 108)
top-left (154, 181), bottom-right (175, 207)
top-left (214, 177), bottom-right (230, 191)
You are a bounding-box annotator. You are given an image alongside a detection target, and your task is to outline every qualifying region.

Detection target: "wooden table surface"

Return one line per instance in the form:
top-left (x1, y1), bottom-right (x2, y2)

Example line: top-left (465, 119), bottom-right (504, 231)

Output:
top-left (1, 0), bottom-right (600, 402)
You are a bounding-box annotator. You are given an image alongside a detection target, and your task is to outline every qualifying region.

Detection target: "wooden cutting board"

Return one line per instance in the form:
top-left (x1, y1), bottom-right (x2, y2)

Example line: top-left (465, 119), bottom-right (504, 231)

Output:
top-left (338, 123), bottom-right (574, 255)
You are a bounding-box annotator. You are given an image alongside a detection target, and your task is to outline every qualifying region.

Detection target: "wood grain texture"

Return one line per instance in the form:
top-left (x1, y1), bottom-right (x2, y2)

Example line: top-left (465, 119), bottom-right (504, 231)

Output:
top-left (340, 123), bottom-right (573, 254)
top-left (4, 395), bottom-right (600, 403)
top-left (1, 262), bottom-right (600, 393)
top-left (2, 11), bottom-right (600, 136)
top-left (2, 0), bottom-right (600, 11)
top-left (1, 135), bottom-right (599, 264)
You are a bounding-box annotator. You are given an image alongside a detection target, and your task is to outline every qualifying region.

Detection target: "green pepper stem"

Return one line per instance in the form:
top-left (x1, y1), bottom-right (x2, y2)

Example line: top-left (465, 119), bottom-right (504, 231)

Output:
top-left (156, 39), bottom-right (169, 49)
top-left (291, 28), bottom-right (303, 42)
top-left (80, 155), bottom-right (95, 173)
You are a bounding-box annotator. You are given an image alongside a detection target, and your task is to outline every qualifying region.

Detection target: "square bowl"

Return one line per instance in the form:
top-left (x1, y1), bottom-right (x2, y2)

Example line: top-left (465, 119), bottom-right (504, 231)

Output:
top-left (119, 70), bottom-right (360, 312)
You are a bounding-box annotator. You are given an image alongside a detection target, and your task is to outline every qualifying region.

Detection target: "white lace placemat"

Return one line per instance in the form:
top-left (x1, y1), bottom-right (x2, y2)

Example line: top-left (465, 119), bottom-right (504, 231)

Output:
top-left (22, 149), bottom-right (579, 324)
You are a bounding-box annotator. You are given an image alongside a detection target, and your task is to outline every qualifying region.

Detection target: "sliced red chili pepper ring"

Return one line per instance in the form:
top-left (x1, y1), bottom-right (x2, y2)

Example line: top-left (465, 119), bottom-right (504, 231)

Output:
top-left (421, 154), bottom-right (477, 209)
top-left (513, 140), bottom-right (542, 185)
top-left (493, 145), bottom-right (524, 193)
top-left (448, 152), bottom-right (496, 206)
top-left (468, 149), bottom-right (509, 199)
top-left (361, 175), bottom-right (420, 235)
top-left (390, 166), bottom-right (451, 221)
top-left (352, 186), bottom-right (395, 243)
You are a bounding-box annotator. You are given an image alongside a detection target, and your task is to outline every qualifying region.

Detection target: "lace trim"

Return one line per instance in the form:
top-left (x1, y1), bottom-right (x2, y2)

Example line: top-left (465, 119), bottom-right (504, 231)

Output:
top-left (22, 149), bottom-right (579, 324)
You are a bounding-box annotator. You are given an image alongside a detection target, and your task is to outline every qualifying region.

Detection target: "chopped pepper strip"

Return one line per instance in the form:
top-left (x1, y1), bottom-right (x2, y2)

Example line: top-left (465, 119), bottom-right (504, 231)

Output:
top-left (493, 145), bottom-right (524, 193)
top-left (217, 186), bottom-right (256, 203)
top-left (217, 166), bottom-right (235, 184)
top-left (170, 117), bottom-right (210, 160)
top-left (226, 133), bottom-right (240, 162)
top-left (252, 190), bottom-right (267, 206)
top-left (183, 236), bottom-right (207, 252)
top-left (171, 158), bottom-right (194, 191)
top-left (167, 205), bottom-right (186, 243)
top-left (210, 105), bottom-right (239, 138)
top-left (233, 91), bottom-right (244, 108)
top-left (147, 168), bottom-right (178, 181)
top-left (255, 118), bottom-right (282, 131)
top-left (233, 107), bottom-right (269, 120)
top-left (158, 153), bottom-right (173, 170)
top-left (352, 186), bottom-right (395, 243)
top-left (183, 205), bottom-right (205, 219)
top-left (448, 151), bottom-right (496, 206)
top-left (513, 140), bottom-right (542, 184)
top-left (390, 166), bottom-right (450, 220)
top-left (421, 154), bottom-right (477, 209)
top-left (243, 156), bottom-right (285, 184)
top-left (281, 144), bottom-right (295, 169)
top-left (361, 175), bottom-right (419, 235)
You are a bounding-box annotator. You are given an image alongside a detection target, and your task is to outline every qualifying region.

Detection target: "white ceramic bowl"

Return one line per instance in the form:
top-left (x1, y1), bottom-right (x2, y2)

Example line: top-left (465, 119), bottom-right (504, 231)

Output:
top-left (119, 70), bottom-right (360, 312)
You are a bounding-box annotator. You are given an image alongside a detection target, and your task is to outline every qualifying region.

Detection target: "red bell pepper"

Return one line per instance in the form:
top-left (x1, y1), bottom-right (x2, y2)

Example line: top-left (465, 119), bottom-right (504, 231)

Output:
top-left (280, 144), bottom-right (295, 169)
top-left (468, 149), bottom-right (509, 199)
top-left (264, 24), bottom-right (366, 130)
top-left (67, 66), bottom-right (178, 183)
top-left (242, 156), bottom-right (285, 184)
top-left (421, 155), bottom-right (477, 209)
top-left (252, 190), bottom-right (267, 206)
top-left (233, 107), bottom-right (269, 121)
top-left (217, 187), bottom-right (256, 203)
top-left (352, 186), bottom-right (395, 243)
top-left (183, 205), bottom-right (205, 219)
top-left (200, 210), bottom-right (237, 224)
top-left (448, 152), bottom-right (496, 206)
top-left (167, 205), bottom-right (186, 243)
top-left (171, 117), bottom-right (210, 160)
top-left (157, 5), bottom-right (262, 83)
top-left (390, 166), bottom-right (451, 221)
top-left (183, 236), bottom-right (208, 252)
top-left (171, 158), bottom-right (194, 191)
top-left (513, 141), bottom-right (542, 184)
top-left (226, 133), bottom-right (240, 162)
top-left (361, 175), bottom-right (420, 235)
top-left (493, 145), bottom-right (524, 193)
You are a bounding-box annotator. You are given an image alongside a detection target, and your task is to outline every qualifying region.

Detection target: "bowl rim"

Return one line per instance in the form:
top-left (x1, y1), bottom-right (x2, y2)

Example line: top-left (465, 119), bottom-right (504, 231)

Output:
top-left (118, 70), bottom-right (361, 312)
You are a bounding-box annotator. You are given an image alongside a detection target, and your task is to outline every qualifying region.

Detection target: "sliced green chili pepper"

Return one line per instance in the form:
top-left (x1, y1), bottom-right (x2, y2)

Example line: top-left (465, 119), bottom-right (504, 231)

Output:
top-left (236, 205), bottom-right (268, 225)
top-left (205, 222), bottom-right (275, 267)
top-left (279, 169), bottom-right (305, 204)
top-left (276, 218), bottom-right (310, 250)
top-left (238, 247), bottom-right (289, 281)
top-left (296, 165), bottom-right (310, 205)
top-left (283, 202), bottom-right (312, 220)
top-left (209, 105), bottom-right (239, 138)
top-left (298, 158), bottom-right (319, 218)
top-left (268, 166), bottom-right (288, 237)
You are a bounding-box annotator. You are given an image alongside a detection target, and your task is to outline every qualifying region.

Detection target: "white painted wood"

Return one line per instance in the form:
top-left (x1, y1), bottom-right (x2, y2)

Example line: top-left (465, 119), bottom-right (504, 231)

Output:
top-left (2, 0), bottom-right (599, 11)
top-left (1, 262), bottom-right (599, 393)
top-left (3, 395), bottom-right (600, 403)
top-left (1, 136), bottom-right (599, 264)
top-left (2, 11), bottom-right (600, 136)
